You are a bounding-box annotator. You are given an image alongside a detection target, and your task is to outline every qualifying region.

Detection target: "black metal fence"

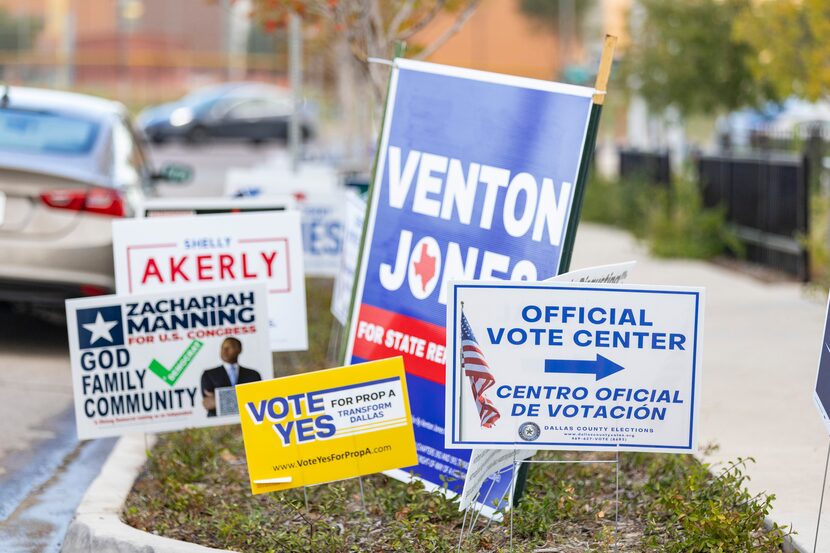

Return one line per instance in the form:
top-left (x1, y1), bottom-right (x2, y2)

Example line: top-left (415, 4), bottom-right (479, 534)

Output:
top-left (697, 153), bottom-right (810, 281)
top-left (619, 149), bottom-right (671, 186)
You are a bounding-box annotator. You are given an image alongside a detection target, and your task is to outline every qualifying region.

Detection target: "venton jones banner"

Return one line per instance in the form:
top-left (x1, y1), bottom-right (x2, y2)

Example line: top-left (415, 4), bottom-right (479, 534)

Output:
top-left (343, 58), bottom-right (594, 515)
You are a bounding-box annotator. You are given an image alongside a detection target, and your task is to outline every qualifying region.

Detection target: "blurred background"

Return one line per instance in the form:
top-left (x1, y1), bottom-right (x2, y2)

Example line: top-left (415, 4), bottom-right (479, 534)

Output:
top-left (0, 2), bottom-right (829, 549)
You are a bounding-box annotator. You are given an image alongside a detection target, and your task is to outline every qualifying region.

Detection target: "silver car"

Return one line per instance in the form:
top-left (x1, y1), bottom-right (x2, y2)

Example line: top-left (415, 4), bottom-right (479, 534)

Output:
top-left (0, 86), bottom-right (190, 307)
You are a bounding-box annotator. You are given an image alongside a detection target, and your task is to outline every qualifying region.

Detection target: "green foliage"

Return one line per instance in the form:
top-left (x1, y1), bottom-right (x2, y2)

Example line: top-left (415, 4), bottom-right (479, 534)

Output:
top-left (802, 193), bottom-right (830, 294)
top-left (272, 277), bottom-right (336, 376)
top-left (582, 172), bottom-right (741, 260)
top-left (518, 0), bottom-right (595, 27)
top-left (581, 173), bottom-right (653, 239)
top-left (643, 174), bottom-right (743, 260)
top-left (734, 0), bottom-right (830, 102)
top-left (640, 456), bottom-right (791, 552)
top-left (622, 0), bottom-right (772, 116)
top-left (0, 8), bottom-right (42, 52)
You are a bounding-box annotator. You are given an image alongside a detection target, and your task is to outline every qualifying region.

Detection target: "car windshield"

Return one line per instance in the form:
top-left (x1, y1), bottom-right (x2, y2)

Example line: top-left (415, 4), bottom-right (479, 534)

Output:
top-left (0, 109), bottom-right (100, 155)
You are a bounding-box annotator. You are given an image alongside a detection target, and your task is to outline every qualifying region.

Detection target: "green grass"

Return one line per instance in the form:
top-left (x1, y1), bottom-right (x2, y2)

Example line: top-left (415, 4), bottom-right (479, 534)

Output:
top-left (123, 278), bottom-right (791, 552)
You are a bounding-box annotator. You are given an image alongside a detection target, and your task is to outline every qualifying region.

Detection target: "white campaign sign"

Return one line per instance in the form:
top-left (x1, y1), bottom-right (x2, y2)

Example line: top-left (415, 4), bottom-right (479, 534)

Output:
top-left (330, 190), bottom-right (366, 325)
top-left (225, 164), bottom-right (346, 277)
top-left (66, 284), bottom-right (273, 439)
top-left (813, 291), bottom-right (830, 434)
top-left (458, 262), bottom-right (636, 510)
top-left (112, 211), bottom-right (307, 351)
top-left (137, 196), bottom-right (296, 217)
top-left (446, 281), bottom-right (704, 452)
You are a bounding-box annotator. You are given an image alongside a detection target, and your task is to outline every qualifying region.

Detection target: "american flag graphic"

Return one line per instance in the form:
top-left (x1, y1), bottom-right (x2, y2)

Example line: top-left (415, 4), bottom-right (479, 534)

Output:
top-left (461, 312), bottom-right (500, 428)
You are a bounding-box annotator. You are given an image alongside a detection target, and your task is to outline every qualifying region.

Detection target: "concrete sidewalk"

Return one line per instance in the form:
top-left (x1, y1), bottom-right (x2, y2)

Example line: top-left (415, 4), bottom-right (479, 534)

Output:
top-left (572, 223), bottom-right (829, 552)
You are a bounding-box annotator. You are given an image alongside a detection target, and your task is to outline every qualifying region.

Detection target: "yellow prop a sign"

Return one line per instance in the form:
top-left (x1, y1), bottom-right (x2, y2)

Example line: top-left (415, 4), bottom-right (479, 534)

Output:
top-left (236, 357), bottom-right (418, 494)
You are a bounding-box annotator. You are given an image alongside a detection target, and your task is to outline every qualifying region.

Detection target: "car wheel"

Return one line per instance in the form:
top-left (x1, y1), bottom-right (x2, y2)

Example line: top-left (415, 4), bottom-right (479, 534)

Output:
top-left (186, 126), bottom-right (209, 145)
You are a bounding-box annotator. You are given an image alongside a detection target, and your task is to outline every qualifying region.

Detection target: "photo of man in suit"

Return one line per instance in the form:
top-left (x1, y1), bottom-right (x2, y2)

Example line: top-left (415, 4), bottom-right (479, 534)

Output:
top-left (201, 337), bottom-right (262, 417)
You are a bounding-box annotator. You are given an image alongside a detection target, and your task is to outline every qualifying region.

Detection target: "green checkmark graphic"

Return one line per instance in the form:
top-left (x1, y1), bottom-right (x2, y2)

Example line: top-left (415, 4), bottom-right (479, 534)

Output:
top-left (149, 339), bottom-right (204, 386)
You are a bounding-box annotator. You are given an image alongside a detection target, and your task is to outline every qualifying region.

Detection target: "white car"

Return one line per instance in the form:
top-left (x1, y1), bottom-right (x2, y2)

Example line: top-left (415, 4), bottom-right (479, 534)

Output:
top-left (0, 86), bottom-right (191, 307)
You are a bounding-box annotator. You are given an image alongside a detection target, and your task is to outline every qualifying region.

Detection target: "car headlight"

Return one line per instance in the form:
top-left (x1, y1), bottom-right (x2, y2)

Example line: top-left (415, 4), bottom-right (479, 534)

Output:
top-left (169, 107), bottom-right (194, 127)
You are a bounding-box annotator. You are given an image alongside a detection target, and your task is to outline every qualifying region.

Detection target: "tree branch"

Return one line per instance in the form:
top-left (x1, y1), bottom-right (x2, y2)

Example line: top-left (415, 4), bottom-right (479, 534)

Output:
top-left (399, 0), bottom-right (448, 40)
top-left (414, 0), bottom-right (481, 60)
top-left (389, 0), bottom-right (416, 38)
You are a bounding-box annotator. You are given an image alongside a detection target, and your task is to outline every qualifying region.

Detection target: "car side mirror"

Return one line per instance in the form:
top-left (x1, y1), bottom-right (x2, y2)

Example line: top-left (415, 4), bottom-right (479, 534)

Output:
top-left (153, 163), bottom-right (193, 184)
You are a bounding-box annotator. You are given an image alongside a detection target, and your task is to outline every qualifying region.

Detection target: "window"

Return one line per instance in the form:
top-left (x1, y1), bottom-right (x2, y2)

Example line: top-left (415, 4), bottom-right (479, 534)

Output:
top-left (0, 109), bottom-right (99, 155)
top-left (112, 118), bottom-right (149, 189)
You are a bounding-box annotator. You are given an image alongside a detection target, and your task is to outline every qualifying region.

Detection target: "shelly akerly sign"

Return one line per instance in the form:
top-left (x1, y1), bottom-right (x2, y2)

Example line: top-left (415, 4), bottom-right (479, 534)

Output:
top-left (113, 211), bottom-right (307, 352)
top-left (66, 284), bottom-right (273, 440)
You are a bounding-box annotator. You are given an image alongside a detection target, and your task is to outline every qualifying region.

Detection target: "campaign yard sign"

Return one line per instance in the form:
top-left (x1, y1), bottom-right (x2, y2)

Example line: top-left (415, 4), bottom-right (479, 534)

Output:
top-left (67, 284), bottom-right (273, 440)
top-left (344, 59), bottom-right (595, 509)
top-left (813, 292), bottom-right (830, 434)
top-left (235, 357), bottom-right (417, 494)
top-left (457, 262), bottom-right (635, 512)
top-left (446, 281), bottom-right (704, 452)
top-left (138, 196), bottom-right (296, 218)
top-left (112, 211), bottom-right (307, 352)
top-left (225, 164), bottom-right (346, 277)
top-left (331, 190), bottom-right (367, 325)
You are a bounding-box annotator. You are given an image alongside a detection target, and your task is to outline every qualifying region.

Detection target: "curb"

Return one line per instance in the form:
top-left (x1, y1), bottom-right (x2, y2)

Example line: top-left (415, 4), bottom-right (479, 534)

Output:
top-left (61, 434), bottom-right (234, 553)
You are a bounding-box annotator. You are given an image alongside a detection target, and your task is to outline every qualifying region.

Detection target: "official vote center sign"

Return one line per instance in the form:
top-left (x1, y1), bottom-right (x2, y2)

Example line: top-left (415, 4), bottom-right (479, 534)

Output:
top-left (344, 58), bottom-right (595, 507)
top-left (113, 211), bottom-right (307, 352)
top-left (236, 357), bottom-right (417, 494)
top-left (446, 282), bottom-right (704, 452)
top-left (67, 284), bottom-right (274, 440)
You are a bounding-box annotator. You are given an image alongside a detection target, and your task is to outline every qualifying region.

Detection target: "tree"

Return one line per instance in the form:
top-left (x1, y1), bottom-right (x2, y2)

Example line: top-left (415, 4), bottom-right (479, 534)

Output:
top-left (249, 0), bottom-right (482, 101)
top-left (734, 0), bottom-right (830, 102)
top-left (622, 0), bottom-right (770, 117)
top-left (517, 0), bottom-right (595, 81)
top-left (0, 8), bottom-right (42, 52)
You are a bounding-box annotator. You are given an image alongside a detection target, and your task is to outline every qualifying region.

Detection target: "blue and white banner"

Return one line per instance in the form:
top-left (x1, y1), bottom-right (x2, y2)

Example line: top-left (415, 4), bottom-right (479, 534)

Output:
top-left (344, 58), bottom-right (595, 515)
top-left (331, 190), bottom-right (367, 325)
top-left (813, 292), bottom-right (830, 434)
top-left (457, 262), bottom-right (636, 512)
top-left (446, 281), bottom-right (705, 452)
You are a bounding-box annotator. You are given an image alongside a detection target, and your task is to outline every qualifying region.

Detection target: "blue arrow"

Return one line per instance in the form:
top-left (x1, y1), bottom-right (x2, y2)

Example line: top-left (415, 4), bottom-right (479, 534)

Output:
top-left (544, 355), bottom-right (625, 381)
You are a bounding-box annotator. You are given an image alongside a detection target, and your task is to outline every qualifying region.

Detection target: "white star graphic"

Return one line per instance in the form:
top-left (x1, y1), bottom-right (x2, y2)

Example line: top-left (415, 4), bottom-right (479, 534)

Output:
top-left (82, 311), bottom-right (118, 345)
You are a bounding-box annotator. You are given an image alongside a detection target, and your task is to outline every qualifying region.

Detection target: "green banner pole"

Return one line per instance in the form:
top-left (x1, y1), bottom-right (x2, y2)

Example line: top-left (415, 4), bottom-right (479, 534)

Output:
top-left (339, 42), bottom-right (407, 365)
top-left (513, 35), bottom-right (619, 507)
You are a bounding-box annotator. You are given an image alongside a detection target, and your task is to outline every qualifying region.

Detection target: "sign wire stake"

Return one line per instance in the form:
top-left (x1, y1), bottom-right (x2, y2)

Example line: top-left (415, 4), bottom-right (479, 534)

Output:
top-left (457, 502), bottom-right (471, 553)
top-left (615, 449), bottom-right (620, 552)
top-left (509, 450), bottom-right (517, 552)
top-left (358, 475), bottom-right (367, 512)
top-left (469, 476), bottom-right (498, 537)
top-left (814, 439), bottom-right (830, 553)
top-left (303, 486), bottom-right (310, 512)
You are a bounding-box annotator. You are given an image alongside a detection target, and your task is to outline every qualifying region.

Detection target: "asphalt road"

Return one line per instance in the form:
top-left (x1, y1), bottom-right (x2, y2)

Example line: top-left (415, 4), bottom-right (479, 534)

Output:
top-left (0, 142), bottom-right (282, 552)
